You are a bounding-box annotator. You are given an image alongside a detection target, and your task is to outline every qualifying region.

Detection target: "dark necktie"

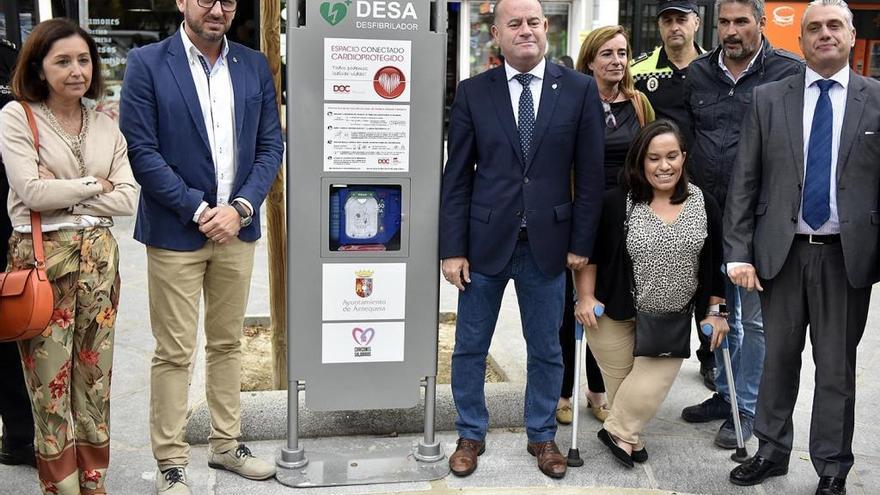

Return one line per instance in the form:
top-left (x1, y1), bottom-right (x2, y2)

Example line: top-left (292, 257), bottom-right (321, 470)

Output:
top-left (514, 73), bottom-right (535, 161)
top-left (803, 79), bottom-right (835, 230)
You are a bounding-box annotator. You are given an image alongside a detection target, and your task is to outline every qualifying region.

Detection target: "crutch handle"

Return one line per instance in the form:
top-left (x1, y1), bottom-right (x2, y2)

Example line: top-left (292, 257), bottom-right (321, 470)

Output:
top-left (575, 305), bottom-right (604, 340)
top-left (701, 323), bottom-right (728, 349)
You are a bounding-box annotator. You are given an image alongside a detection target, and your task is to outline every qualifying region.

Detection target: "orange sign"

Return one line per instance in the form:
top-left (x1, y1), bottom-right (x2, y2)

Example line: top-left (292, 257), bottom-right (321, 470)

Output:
top-left (764, 2), bottom-right (808, 56)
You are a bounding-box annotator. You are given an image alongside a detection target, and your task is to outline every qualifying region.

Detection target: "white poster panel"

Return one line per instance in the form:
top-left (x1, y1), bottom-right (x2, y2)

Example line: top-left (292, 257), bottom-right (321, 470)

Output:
top-left (323, 103), bottom-right (410, 172)
top-left (322, 263), bottom-right (406, 321)
top-left (322, 321), bottom-right (405, 363)
top-left (324, 38), bottom-right (411, 102)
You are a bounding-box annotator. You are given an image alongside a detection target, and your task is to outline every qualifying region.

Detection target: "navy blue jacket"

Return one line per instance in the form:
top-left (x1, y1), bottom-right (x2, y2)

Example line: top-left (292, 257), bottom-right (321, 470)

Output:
top-left (439, 62), bottom-right (605, 277)
top-left (119, 32), bottom-right (283, 251)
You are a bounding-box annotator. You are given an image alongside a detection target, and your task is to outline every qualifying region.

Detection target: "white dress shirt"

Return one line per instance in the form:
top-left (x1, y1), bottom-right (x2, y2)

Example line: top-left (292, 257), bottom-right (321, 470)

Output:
top-left (179, 27), bottom-right (248, 223)
top-left (798, 66), bottom-right (848, 235)
top-left (718, 40), bottom-right (763, 84)
top-left (505, 58), bottom-right (545, 124)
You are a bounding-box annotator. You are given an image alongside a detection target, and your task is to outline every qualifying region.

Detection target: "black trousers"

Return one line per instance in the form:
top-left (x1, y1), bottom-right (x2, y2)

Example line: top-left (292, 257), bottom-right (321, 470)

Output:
top-left (0, 168), bottom-right (34, 446)
top-left (754, 238), bottom-right (870, 479)
top-left (559, 270), bottom-right (605, 397)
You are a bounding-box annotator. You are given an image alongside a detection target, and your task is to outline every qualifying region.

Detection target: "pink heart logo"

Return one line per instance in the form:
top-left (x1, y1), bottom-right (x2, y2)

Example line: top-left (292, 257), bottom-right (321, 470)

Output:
top-left (351, 327), bottom-right (375, 346)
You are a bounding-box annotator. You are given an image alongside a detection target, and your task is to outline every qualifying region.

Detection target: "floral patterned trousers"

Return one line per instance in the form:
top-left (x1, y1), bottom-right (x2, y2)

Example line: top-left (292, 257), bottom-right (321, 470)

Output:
top-left (8, 227), bottom-right (119, 495)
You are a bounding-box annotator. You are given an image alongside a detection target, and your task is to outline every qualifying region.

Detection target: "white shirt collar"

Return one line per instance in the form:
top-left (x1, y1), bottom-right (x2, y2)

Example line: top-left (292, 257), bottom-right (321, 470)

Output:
top-left (179, 23), bottom-right (229, 67)
top-left (717, 39), bottom-right (763, 80)
top-left (505, 57), bottom-right (546, 82)
top-left (804, 65), bottom-right (850, 91)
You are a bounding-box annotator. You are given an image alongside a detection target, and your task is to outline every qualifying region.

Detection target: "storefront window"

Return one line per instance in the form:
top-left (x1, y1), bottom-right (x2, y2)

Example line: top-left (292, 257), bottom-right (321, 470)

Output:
top-left (468, 1), bottom-right (570, 77)
top-left (85, 1), bottom-right (181, 117)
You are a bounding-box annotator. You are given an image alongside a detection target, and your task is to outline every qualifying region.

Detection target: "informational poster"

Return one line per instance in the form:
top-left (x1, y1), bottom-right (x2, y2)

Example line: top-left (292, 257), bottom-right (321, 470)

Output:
top-left (322, 263), bottom-right (406, 321)
top-left (325, 38), bottom-right (412, 102)
top-left (322, 321), bottom-right (405, 363)
top-left (323, 103), bottom-right (410, 172)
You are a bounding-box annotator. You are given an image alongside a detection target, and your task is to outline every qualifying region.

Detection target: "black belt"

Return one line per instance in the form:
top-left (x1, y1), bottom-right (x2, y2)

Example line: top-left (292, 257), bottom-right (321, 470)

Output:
top-left (517, 228), bottom-right (528, 241)
top-left (795, 233), bottom-right (840, 244)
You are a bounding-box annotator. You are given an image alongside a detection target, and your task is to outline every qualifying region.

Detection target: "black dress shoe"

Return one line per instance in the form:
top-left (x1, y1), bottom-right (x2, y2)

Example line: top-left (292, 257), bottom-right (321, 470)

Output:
top-left (597, 428), bottom-right (633, 468)
top-left (816, 476), bottom-right (846, 495)
top-left (631, 446), bottom-right (648, 463)
top-left (729, 455), bottom-right (788, 486)
top-left (0, 442), bottom-right (36, 468)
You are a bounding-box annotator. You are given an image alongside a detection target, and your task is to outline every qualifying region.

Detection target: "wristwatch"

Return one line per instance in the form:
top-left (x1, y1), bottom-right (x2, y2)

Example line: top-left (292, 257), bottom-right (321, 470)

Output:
top-left (231, 201), bottom-right (253, 228)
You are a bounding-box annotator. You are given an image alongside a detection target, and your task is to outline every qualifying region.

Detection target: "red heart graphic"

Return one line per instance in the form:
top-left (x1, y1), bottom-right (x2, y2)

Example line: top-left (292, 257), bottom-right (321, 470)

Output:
top-left (351, 327), bottom-right (375, 346)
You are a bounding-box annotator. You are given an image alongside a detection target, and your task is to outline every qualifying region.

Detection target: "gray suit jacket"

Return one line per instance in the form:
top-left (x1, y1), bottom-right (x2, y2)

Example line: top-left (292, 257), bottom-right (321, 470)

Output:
top-left (724, 70), bottom-right (880, 289)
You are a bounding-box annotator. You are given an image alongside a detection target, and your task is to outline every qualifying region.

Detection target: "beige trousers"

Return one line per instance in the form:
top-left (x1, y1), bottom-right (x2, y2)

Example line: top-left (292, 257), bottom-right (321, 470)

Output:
top-left (146, 238), bottom-right (255, 468)
top-left (585, 316), bottom-right (683, 446)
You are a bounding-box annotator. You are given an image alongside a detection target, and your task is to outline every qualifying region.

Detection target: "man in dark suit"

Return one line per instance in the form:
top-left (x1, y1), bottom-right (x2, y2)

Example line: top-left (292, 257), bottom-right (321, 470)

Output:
top-left (119, 1), bottom-right (283, 493)
top-left (0, 36), bottom-right (36, 469)
top-left (439, 0), bottom-right (604, 479)
top-left (724, 2), bottom-right (879, 494)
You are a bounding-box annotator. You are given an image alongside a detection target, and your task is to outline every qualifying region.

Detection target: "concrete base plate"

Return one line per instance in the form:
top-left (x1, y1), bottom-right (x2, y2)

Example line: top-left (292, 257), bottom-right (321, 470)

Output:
top-left (276, 439), bottom-right (449, 488)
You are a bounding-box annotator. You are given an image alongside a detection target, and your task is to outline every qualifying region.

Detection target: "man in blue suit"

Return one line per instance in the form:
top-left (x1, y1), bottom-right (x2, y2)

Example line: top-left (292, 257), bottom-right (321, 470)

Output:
top-left (439, 0), bottom-right (604, 479)
top-left (119, 1), bottom-right (283, 493)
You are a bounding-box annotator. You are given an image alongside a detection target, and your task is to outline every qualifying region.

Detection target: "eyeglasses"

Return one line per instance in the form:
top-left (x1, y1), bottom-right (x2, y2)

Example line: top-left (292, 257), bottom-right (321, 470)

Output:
top-left (196, 0), bottom-right (237, 12)
top-left (602, 101), bottom-right (617, 129)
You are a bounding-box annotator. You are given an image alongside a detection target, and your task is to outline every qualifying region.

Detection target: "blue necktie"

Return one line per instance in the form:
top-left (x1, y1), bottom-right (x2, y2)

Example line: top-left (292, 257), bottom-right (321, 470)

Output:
top-left (803, 79), bottom-right (835, 230)
top-left (514, 73), bottom-right (535, 162)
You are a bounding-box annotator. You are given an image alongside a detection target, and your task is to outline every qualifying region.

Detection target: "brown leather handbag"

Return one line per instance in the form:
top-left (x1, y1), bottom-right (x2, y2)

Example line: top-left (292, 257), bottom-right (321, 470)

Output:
top-left (0, 102), bottom-right (54, 341)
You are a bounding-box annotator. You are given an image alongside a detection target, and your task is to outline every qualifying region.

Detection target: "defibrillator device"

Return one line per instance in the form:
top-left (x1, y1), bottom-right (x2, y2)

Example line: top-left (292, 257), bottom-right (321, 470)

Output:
top-left (329, 186), bottom-right (401, 248)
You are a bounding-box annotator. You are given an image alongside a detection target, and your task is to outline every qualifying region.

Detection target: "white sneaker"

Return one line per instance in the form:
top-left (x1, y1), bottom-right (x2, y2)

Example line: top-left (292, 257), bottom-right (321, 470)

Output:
top-left (208, 443), bottom-right (276, 480)
top-left (155, 467), bottom-right (191, 495)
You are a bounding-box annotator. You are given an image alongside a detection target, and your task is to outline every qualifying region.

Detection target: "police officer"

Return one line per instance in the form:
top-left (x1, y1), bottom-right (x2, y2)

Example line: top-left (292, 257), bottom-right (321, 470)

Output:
top-left (631, 0), bottom-right (714, 389)
top-left (0, 36), bottom-right (36, 468)
top-left (631, 0), bottom-right (705, 143)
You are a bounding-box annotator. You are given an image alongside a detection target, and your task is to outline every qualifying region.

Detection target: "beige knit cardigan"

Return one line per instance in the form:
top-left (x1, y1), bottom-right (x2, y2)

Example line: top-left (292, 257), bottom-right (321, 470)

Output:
top-left (0, 101), bottom-right (138, 228)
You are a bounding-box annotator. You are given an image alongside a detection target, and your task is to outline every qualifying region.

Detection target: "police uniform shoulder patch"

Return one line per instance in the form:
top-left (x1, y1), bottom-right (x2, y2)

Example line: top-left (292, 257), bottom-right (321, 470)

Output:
top-left (646, 76), bottom-right (659, 92)
top-left (0, 38), bottom-right (16, 51)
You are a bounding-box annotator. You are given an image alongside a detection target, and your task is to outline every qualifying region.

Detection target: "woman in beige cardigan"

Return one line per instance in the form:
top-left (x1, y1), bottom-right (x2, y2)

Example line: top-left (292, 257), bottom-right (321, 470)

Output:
top-left (0, 19), bottom-right (136, 495)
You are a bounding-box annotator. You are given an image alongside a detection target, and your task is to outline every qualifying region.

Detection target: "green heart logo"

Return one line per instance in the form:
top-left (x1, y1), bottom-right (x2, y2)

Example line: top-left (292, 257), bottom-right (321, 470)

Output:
top-left (320, 1), bottom-right (348, 26)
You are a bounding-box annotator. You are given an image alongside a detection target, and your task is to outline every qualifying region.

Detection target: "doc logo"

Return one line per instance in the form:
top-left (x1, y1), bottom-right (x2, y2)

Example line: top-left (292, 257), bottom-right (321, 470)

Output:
top-left (333, 84), bottom-right (351, 94)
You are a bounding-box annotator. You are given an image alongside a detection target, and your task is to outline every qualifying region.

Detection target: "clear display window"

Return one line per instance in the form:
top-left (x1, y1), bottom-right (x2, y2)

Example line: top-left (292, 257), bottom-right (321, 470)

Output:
top-left (329, 184), bottom-right (402, 252)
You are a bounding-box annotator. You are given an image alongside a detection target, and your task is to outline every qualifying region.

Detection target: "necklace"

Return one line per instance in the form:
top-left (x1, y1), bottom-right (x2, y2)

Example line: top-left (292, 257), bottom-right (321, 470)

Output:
top-left (43, 102), bottom-right (85, 137)
top-left (599, 85), bottom-right (620, 103)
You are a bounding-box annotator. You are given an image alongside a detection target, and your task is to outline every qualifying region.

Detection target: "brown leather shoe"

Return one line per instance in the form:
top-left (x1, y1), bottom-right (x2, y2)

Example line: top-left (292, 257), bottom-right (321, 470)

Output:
top-left (527, 440), bottom-right (567, 479)
top-left (449, 438), bottom-right (485, 477)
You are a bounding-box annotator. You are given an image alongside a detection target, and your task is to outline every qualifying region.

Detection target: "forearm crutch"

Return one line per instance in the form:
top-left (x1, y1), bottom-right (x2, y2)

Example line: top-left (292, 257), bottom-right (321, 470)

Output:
top-left (701, 323), bottom-right (749, 463)
top-left (567, 305), bottom-right (604, 467)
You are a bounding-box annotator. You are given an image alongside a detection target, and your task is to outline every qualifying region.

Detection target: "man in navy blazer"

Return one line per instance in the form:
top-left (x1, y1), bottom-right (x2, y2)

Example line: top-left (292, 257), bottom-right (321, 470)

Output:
top-left (439, 0), bottom-right (604, 479)
top-left (119, 1), bottom-right (282, 493)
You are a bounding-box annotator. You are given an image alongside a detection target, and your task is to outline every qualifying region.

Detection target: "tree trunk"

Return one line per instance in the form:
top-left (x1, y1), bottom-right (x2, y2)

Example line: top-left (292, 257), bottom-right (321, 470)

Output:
top-left (260, 0), bottom-right (288, 390)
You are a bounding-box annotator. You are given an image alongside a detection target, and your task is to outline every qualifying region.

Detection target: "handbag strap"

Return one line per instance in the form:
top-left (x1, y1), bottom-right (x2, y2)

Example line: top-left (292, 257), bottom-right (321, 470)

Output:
top-left (19, 102), bottom-right (47, 269)
top-left (622, 194), bottom-right (640, 303)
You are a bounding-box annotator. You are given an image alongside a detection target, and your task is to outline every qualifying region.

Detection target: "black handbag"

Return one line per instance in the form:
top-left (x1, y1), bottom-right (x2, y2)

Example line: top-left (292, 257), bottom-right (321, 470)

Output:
top-left (632, 308), bottom-right (693, 358)
top-left (623, 198), bottom-right (693, 358)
